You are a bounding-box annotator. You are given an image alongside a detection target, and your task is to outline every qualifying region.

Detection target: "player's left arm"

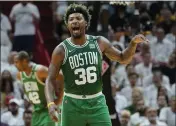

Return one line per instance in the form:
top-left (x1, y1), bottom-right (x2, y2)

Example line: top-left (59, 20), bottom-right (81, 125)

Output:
top-left (37, 65), bottom-right (64, 105)
top-left (98, 34), bottom-right (149, 64)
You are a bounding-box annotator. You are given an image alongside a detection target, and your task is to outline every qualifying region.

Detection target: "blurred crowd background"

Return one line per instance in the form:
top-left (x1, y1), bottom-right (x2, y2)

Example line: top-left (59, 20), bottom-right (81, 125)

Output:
top-left (0, 1), bottom-right (176, 126)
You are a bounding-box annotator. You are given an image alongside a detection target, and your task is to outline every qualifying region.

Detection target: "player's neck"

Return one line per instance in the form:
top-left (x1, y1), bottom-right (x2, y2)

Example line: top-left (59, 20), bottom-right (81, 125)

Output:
top-left (71, 35), bottom-right (86, 46)
top-left (24, 64), bottom-right (32, 76)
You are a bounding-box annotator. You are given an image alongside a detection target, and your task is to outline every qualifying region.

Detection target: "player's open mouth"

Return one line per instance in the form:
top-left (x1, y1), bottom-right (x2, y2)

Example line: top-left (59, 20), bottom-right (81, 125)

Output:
top-left (72, 27), bottom-right (80, 33)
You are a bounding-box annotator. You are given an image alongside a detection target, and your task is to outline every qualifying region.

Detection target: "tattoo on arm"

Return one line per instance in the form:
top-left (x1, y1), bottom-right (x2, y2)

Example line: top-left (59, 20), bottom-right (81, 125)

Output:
top-left (99, 36), bottom-right (137, 64)
top-left (121, 42), bottom-right (137, 64)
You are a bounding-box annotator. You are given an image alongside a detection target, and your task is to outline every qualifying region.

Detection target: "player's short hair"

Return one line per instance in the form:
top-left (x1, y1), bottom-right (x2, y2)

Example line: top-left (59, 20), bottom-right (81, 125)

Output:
top-left (16, 51), bottom-right (30, 61)
top-left (64, 3), bottom-right (91, 29)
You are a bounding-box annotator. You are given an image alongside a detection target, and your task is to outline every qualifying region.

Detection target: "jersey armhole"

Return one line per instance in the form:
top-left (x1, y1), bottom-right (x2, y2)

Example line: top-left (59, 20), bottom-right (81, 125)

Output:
top-left (95, 36), bottom-right (103, 59)
top-left (34, 65), bottom-right (45, 85)
top-left (61, 42), bottom-right (68, 65)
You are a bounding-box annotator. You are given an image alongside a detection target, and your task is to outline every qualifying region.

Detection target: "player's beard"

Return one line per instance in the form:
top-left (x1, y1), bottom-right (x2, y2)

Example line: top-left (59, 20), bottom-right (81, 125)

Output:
top-left (72, 30), bottom-right (82, 39)
top-left (72, 33), bottom-right (82, 39)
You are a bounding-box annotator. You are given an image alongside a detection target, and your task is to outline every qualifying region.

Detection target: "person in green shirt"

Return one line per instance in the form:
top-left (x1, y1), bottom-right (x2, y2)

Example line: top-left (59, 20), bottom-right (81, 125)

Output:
top-left (45, 3), bottom-right (149, 126)
top-left (15, 51), bottom-right (64, 126)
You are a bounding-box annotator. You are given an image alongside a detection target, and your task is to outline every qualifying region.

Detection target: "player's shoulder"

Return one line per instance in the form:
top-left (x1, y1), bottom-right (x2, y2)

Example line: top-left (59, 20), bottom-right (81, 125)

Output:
top-left (51, 42), bottom-right (65, 56)
top-left (53, 40), bottom-right (69, 55)
top-left (56, 39), bottom-right (68, 48)
top-left (91, 35), bottom-right (109, 43)
top-left (35, 64), bottom-right (48, 73)
top-left (87, 34), bottom-right (101, 40)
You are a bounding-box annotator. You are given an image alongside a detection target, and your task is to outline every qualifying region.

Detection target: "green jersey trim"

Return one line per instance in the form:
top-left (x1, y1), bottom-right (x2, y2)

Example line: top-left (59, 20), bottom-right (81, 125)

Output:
top-left (66, 35), bottom-right (89, 48)
top-left (94, 36), bottom-right (103, 59)
top-left (34, 71), bottom-right (45, 85)
top-left (61, 42), bottom-right (68, 65)
top-left (23, 64), bottom-right (37, 78)
top-left (23, 71), bottom-right (32, 78)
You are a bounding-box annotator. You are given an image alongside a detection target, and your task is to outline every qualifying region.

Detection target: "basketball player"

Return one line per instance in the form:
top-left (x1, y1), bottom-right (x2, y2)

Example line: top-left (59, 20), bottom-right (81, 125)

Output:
top-left (45, 4), bottom-right (149, 126)
top-left (15, 51), bottom-right (63, 126)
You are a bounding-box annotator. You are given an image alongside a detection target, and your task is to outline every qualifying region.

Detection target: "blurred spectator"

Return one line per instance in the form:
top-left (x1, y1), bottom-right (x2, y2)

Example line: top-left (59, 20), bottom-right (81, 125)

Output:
top-left (109, 5), bottom-right (127, 32)
top-left (130, 99), bottom-right (148, 126)
top-left (0, 70), bottom-right (22, 112)
top-left (111, 30), bottom-right (126, 50)
top-left (132, 42), bottom-right (155, 66)
top-left (157, 95), bottom-right (168, 115)
top-left (125, 87), bottom-right (143, 114)
top-left (1, 10), bottom-right (12, 64)
top-left (165, 22), bottom-right (176, 45)
top-left (120, 72), bottom-right (140, 105)
top-left (144, 69), bottom-right (171, 108)
top-left (140, 107), bottom-right (167, 126)
top-left (160, 52), bottom-right (176, 85)
top-left (159, 96), bottom-right (176, 126)
top-left (120, 110), bottom-right (131, 126)
top-left (114, 64), bottom-right (136, 89)
top-left (23, 109), bottom-right (32, 126)
top-left (1, 98), bottom-right (24, 126)
top-left (97, 4), bottom-right (110, 33)
top-left (1, 31), bottom-right (12, 64)
top-left (171, 83), bottom-right (175, 96)
top-left (149, 2), bottom-right (163, 20)
top-left (112, 44), bottom-right (128, 113)
top-left (143, 65), bottom-right (170, 88)
top-left (87, 1), bottom-right (101, 33)
top-left (1, 52), bottom-right (19, 82)
top-left (7, 51), bottom-right (19, 79)
top-left (114, 91), bottom-right (128, 113)
top-left (158, 86), bottom-right (170, 97)
top-left (52, 1), bottom-right (68, 41)
top-left (142, 22), bottom-right (157, 42)
top-left (150, 27), bottom-right (173, 62)
top-left (9, 1), bottom-right (40, 57)
top-left (158, 8), bottom-right (175, 34)
top-left (135, 52), bottom-right (153, 81)
top-left (0, 12), bottom-right (13, 40)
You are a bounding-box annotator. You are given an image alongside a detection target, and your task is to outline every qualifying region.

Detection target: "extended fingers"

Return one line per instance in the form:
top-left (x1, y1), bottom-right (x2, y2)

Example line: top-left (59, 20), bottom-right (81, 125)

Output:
top-left (137, 34), bottom-right (149, 43)
top-left (137, 34), bottom-right (145, 40)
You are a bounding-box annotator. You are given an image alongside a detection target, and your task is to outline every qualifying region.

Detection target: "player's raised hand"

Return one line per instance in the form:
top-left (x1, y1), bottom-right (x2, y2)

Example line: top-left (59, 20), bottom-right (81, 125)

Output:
top-left (48, 102), bottom-right (59, 122)
top-left (131, 34), bottom-right (149, 44)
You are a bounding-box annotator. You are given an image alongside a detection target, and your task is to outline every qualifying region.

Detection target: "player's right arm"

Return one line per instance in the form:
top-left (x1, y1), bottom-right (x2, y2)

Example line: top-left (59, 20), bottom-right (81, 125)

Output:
top-left (45, 44), bottom-right (65, 122)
